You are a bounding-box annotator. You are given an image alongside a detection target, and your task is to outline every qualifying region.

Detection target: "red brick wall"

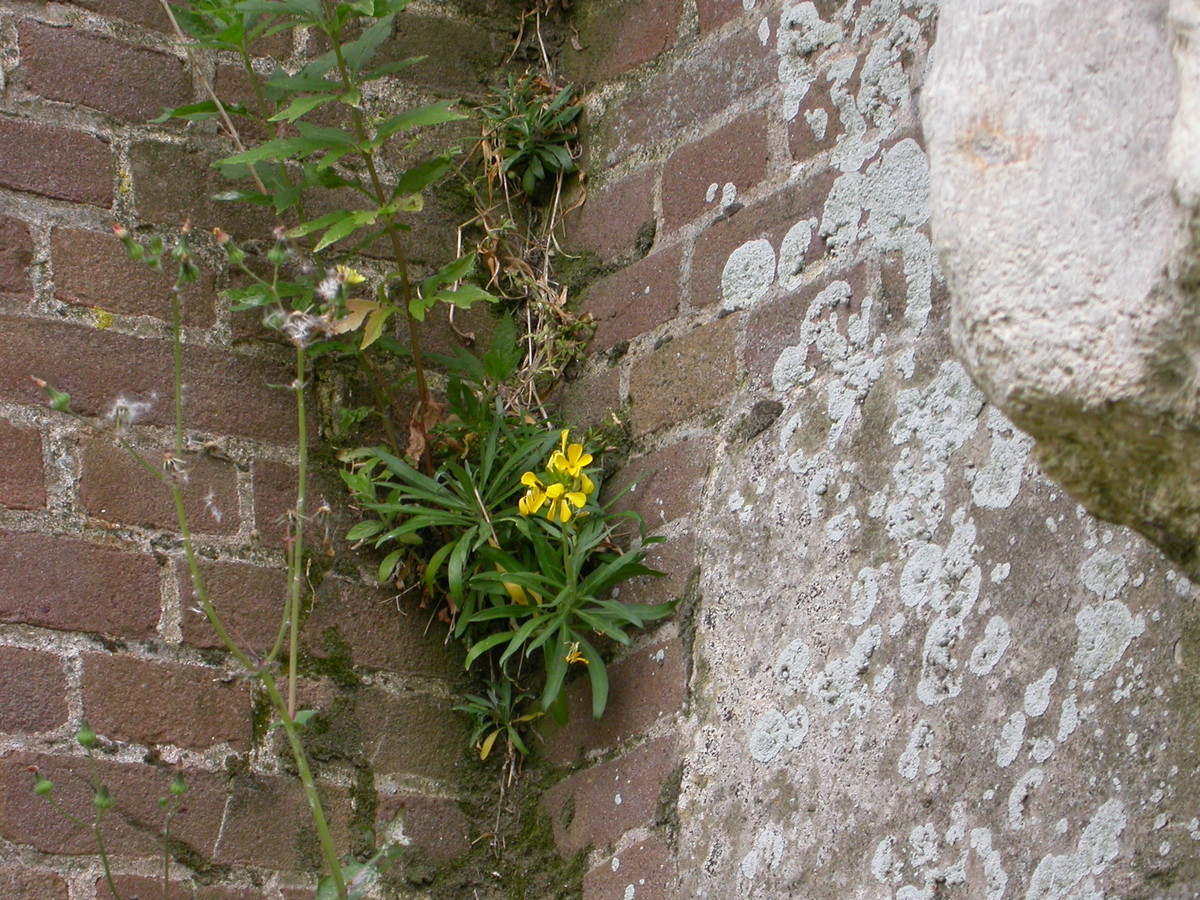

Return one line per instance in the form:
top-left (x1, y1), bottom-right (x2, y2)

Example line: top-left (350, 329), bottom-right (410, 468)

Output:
top-left (0, 2), bottom-right (508, 896)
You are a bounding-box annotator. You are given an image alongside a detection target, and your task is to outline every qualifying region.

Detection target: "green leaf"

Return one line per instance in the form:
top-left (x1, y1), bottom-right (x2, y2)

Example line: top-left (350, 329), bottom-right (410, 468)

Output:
top-left (464, 630), bottom-right (515, 669)
top-left (432, 283), bottom-right (495, 309)
top-left (216, 136), bottom-right (325, 167)
top-left (361, 55), bottom-right (424, 82)
top-left (292, 709), bottom-right (317, 728)
top-left (482, 314), bottom-right (521, 382)
top-left (372, 101), bottom-right (465, 145)
top-left (346, 520), bottom-right (384, 541)
top-left (582, 636), bottom-right (609, 719)
top-left (377, 548), bottom-right (404, 583)
top-left (294, 120), bottom-right (359, 148)
top-left (152, 100), bottom-right (246, 124)
top-left (269, 93), bottom-right (336, 123)
top-left (420, 253), bottom-right (475, 297)
top-left (313, 209), bottom-right (378, 252)
top-left (479, 728), bottom-right (501, 761)
top-left (341, 14), bottom-right (395, 75)
top-left (286, 208), bottom-right (354, 239)
top-left (392, 153), bottom-right (454, 197)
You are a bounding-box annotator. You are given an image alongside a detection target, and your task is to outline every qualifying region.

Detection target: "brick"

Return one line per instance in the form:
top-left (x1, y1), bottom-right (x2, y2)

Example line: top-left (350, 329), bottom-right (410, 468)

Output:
top-left (787, 68), bottom-right (840, 163)
top-left (51, 227), bottom-right (217, 327)
top-left (19, 22), bottom-right (190, 124)
top-left (68, 0), bottom-right (172, 31)
top-left (180, 559), bottom-right (289, 655)
top-left (0, 316), bottom-right (298, 443)
top-left (355, 686), bottom-right (465, 780)
top-left (303, 575), bottom-right (464, 677)
top-left (541, 735), bottom-right (679, 855)
top-left (0, 750), bottom-right (226, 859)
top-left (0, 419), bottom-right (44, 510)
top-left (376, 793), bottom-right (469, 864)
top-left (0, 216), bottom-right (33, 295)
top-left (80, 436), bottom-right (240, 535)
top-left (214, 774), bottom-right (352, 871)
top-left (0, 866), bottom-right (68, 900)
top-left (628, 317), bottom-right (738, 435)
top-left (605, 436), bottom-right (712, 527)
top-left (82, 653), bottom-right (252, 751)
top-left (584, 836), bottom-right (677, 900)
top-left (743, 262), bottom-right (870, 389)
top-left (696, 0), bottom-right (749, 34)
top-left (687, 169), bottom-right (836, 307)
top-left (0, 647), bottom-right (67, 734)
top-left (563, 167), bottom-right (657, 264)
top-left (0, 118), bottom-right (112, 207)
top-left (543, 640), bottom-right (686, 765)
top-left (553, 364), bottom-right (623, 432)
top-left (582, 248), bottom-right (681, 352)
top-left (661, 112), bottom-right (771, 232)
top-left (97, 875), bottom-right (261, 900)
top-left (376, 14), bottom-right (502, 93)
top-left (0, 532), bottom-right (161, 638)
top-left (563, 0), bottom-right (683, 82)
top-left (627, 529), bottom-right (697, 608)
top-left (600, 29), bottom-right (776, 166)
top-left (129, 140), bottom-right (275, 237)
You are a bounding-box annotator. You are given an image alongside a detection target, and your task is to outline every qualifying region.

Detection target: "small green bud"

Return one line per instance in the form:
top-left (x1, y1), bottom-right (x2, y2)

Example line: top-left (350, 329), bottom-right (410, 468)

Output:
top-left (77, 720), bottom-right (96, 748)
top-left (93, 785), bottom-right (115, 811)
top-left (170, 772), bottom-right (188, 797)
top-left (267, 241), bottom-right (289, 265)
top-left (33, 772), bottom-right (54, 797)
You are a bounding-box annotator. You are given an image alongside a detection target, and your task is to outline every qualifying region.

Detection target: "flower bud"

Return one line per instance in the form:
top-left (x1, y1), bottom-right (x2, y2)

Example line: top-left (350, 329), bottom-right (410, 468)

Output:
top-left (77, 720), bottom-right (96, 748)
top-left (33, 772), bottom-right (54, 797)
top-left (93, 785), bottom-right (115, 811)
top-left (170, 772), bottom-right (188, 797)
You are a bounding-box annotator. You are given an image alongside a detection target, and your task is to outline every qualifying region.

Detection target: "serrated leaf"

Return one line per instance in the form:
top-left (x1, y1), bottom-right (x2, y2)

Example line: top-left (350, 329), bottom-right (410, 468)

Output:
top-left (361, 55), bottom-right (424, 82)
top-left (433, 283), bottom-right (495, 309)
top-left (314, 209), bottom-right (378, 252)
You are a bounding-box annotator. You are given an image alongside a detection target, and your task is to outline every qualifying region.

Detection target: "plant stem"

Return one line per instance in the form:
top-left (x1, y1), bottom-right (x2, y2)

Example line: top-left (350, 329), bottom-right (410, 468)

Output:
top-left (288, 346), bottom-right (308, 718)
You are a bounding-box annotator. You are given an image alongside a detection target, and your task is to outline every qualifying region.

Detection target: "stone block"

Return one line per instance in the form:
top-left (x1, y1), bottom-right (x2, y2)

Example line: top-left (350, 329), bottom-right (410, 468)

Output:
top-left (0, 118), bottom-right (112, 207)
top-left (628, 317), bottom-right (738, 434)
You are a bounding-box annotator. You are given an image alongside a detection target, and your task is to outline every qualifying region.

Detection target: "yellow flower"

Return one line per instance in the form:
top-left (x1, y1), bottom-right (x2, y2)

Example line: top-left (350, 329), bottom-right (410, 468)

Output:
top-left (335, 263), bottom-right (366, 285)
top-left (544, 483), bottom-right (586, 523)
top-left (549, 429), bottom-right (593, 477)
top-left (518, 471), bottom-right (546, 517)
top-left (565, 641), bottom-right (589, 666)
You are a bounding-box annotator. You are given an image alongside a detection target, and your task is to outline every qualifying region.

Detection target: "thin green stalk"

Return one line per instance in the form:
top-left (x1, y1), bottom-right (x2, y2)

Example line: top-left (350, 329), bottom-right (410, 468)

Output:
top-left (94, 812), bottom-right (120, 900)
top-left (288, 345), bottom-right (308, 718)
top-left (172, 292), bottom-right (184, 459)
top-left (259, 668), bottom-right (347, 900)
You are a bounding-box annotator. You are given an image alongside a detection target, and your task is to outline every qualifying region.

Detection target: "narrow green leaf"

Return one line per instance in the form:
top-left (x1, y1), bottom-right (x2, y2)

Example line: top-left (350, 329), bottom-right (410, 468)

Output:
top-left (269, 93), bottom-right (336, 123)
top-left (342, 14), bottom-right (395, 75)
top-left (372, 101), bottom-right (465, 144)
top-left (345, 520), bottom-right (384, 541)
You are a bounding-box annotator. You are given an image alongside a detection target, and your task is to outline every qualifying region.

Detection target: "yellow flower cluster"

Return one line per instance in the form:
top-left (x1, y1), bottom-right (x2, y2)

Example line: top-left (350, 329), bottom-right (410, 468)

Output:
top-left (518, 430), bottom-right (596, 523)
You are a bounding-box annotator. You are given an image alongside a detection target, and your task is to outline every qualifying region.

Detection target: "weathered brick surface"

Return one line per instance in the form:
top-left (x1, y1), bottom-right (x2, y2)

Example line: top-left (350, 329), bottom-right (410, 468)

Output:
top-left (574, 260), bottom-right (673, 353)
top-left (562, 167), bottom-right (657, 264)
top-left (787, 69), bottom-right (840, 163)
top-left (553, 363), bottom-right (623, 432)
top-left (213, 774), bottom-right (352, 871)
top-left (0, 866), bottom-right (69, 900)
top-left (0, 647), bottom-right (67, 733)
top-left (563, 0), bottom-right (683, 82)
top-left (355, 686), bottom-right (466, 781)
top-left (606, 436), bottom-right (712, 527)
top-left (584, 836), bottom-right (677, 900)
top-left (0, 316), bottom-right (298, 443)
top-left (304, 576), bottom-right (463, 677)
top-left (97, 876), bottom-right (262, 900)
top-left (0, 750), bottom-right (227, 858)
top-left (661, 112), bottom-right (771, 232)
top-left (743, 261), bottom-right (870, 388)
top-left (0, 532), bottom-right (161, 638)
top-left (0, 419), bottom-right (45, 510)
top-left (18, 22), bottom-right (190, 124)
top-left (376, 793), bottom-right (470, 864)
top-left (541, 735), bottom-right (679, 855)
top-left (582, 248), bottom-right (681, 353)
top-left (82, 653), bottom-right (252, 751)
top-left (543, 640), bottom-right (686, 765)
top-left (180, 558), bottom-right (289, 654)
top-left (68, 0), bottom-right (172, 31)
top-left (599, 29), bottom-right (776, 166)
top-left (51, 227), bottom-right (217, 327)
top-left (251, 458), bottom-right (297, 548)
top-left (628, 316), bottom-right (739, 434)
top-left (687, 169), bottom-right (836, 308)
top-left (377, 14), bottom-right (502, 92)
top-left (0, 216), bottom-right (33, 295)
top-left (0, 118), bottom-right (112, 207)
top-left (129, 141), bottom-right (274, 236)
top-left (696, 0), bottom-right (750, 34)
top-left (80, 436), bottom-right (240, 535)
top-left (628, 530), bottom-right (696, 607)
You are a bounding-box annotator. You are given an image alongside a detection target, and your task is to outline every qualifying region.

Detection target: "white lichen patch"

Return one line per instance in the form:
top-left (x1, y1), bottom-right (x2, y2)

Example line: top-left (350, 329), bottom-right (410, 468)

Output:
top-left (722, 239), bottom-right (777, 311)
top-left (811, 624), bottom-right (882, 713)
top-left (777, 1), bottom-right (844, 121)
top-left (1073, 601), bottom-right (1145, 683)
top-left (997, 711), bottom-right (1026, 768)
top-left (774, 638), bottom-right (811, 694)
top-left (1079, 550), bottom-right (1129, 601)
top-left (1025, 799), bottom-right (1126, 900)
top-left (968, 616), bottom-right (1011, 675)
top-left (749, 710), bottom-right (791, 763)
top-left (1024, 668), bottom-right (1058, 718)
top-left (899, 720), bottom-right (935, 780)
top-left (778, 218), bottom-right (818, 291)
top-left (872, 835), bottom-right (902, 885)
top-left (740, 824), bottom-right (785, 880)
top-left (1007, 769), bottom-right (1044, 830)
top-left (969, 829), bottom-right (1009, 900)
top-left (972, 407), bottom-right (1033, 509)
